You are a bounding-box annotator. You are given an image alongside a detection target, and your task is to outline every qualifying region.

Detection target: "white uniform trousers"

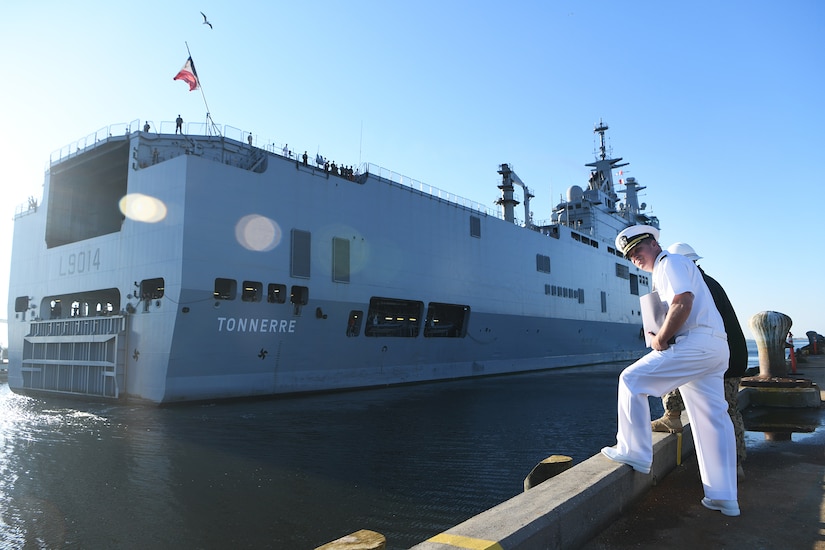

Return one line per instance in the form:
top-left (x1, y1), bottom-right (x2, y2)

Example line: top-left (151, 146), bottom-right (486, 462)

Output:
top-left (615, 331), bottom-right (737, 501)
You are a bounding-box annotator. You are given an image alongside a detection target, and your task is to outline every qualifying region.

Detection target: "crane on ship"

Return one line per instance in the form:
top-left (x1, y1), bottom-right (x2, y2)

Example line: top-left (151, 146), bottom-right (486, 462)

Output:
top-left (496, 163), bottom-right (534, 229)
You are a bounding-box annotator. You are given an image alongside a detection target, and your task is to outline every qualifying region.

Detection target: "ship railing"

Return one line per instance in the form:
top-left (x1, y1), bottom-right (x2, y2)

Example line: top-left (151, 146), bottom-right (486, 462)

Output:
top-left (143, 120), bottom-right (285, 155)
top-left (363, 163), bottom-right (500, 218)
top-left (49, 120), bottom-right (504, 219)
top-left (13, 198), bottom-right (40, 220)
top-left (28, 316), bottom-right (127, 338)
top-left (173, 123), bottom-right (504, 218)
top-left (50, 120), bottom-right (141, 165)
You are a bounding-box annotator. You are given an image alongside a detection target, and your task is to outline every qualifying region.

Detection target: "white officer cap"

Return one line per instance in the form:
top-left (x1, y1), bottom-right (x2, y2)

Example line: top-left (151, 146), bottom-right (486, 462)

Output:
top-left (666, 242), bottom-right (703, 261)
top-left (616, 225), bottom-right (660, 258)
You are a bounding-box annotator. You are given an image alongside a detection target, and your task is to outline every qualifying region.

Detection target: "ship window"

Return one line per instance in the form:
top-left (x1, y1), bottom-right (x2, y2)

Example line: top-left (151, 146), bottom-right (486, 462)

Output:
top-left (545, 284), bottom-right (552, 295)
top-left (333, 237), bottom-right (350, 283)
top-left (291, 229), bottom-right (311, 278)
top-left (140, 278), bottom-right (165, 300)
top-left (290, 285), bottom-right (309, 305)
top-left (95, 302), bottom-right (115, 315)
top-left (536, 254), bottom-right (551, 273)
top-left (615, 263), bottom-right (630, 280)
top-left (470, 216), bottom-right (481, 238)
top-left (578, 288), bottom-right (585, 304)
top-left (70, 301), bottom-right (90, 317)
top-left (41, 289), bottom-right (120, 320)
top-left (424, 303), bottom-right (469, 338)
top-left (346, 310), bottom-right (363, 337)
top-left (242, 281), bottom-right (262, 302)
top-left (629, 273), bottom-right (640, 296)
top-left (214, 278), bottom-right (237, 300)
top-left (365, 297), bottom-right (423, 337)
top-left (15, 296), bottom-right (29, 313)
top-left (267, 283), bottom-right (286, 303)
top-left (601, 291), bottom-right (607, 313)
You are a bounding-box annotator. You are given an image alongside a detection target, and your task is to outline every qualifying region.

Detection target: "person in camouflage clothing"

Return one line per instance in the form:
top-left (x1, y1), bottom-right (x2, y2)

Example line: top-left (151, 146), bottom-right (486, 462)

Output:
top-left (652, 243), bottom-right (748, 476)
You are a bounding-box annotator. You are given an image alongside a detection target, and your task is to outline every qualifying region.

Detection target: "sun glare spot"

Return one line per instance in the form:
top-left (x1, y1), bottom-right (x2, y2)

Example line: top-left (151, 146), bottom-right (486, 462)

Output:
top-left (235, 214), bottom-right (282, 251)
top-left (119, 193), bottom-right (167, 223)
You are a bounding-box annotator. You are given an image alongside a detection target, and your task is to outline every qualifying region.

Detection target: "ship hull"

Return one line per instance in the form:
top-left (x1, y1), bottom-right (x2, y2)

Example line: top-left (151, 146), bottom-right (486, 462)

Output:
top-left (7, 125), bottom-right (651, 404)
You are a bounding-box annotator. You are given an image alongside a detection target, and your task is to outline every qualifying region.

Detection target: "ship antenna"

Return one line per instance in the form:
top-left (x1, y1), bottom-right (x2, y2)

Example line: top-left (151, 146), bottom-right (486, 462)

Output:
top-left (185, 41), bottom-right (222, 137)
top-left (594, 119), bottom-right (609, 160)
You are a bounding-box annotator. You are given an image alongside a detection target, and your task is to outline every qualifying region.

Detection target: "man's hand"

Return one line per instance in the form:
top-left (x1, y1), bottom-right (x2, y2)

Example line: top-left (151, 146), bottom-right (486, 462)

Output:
top-left (649, 331), bottom-right (670, 351)
top-left (651, 291), bottom-right (694, 350)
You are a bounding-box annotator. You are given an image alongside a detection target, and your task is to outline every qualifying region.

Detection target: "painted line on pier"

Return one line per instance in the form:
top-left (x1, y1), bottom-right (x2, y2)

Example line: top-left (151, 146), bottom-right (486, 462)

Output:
top-left (676, 432), bottom-right (683, 465)
top-left (426, 533), bottom-right (503, 550)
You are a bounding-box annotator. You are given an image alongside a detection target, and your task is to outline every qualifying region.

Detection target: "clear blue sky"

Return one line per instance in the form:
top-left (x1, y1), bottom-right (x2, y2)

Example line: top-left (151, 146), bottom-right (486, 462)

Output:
top-left (1, 1), bottom-right (823, 347)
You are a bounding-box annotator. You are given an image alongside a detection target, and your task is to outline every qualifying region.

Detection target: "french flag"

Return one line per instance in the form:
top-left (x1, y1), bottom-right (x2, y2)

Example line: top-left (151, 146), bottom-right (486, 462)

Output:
top-left (173, 56), bottom-right (199, 91)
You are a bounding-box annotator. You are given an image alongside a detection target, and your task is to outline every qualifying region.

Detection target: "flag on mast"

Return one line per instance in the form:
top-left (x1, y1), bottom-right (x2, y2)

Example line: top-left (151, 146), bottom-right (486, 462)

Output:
top-left (173, 56), bottom-right (200, 91)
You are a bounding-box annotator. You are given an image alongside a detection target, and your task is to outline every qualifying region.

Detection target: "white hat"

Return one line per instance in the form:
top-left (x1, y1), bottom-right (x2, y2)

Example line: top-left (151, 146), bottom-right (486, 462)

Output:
top-left (615, 225), bottom-right (660, 257)
top-left (667, 242), bottom-right (703, 261)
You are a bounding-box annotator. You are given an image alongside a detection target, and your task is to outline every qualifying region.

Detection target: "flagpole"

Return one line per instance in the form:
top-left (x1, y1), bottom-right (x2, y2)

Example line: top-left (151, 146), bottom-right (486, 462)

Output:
top-left (184, 41), bottom-right (221, 137)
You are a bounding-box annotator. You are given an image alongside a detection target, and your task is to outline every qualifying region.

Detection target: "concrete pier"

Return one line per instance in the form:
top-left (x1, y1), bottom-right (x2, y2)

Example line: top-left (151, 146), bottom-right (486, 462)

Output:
top-left (408, 354), bottom-right (825, 550)
top-left (582, 353), bottom-right (824, 549)
top-left (410, 427), bottom-right (695, 550)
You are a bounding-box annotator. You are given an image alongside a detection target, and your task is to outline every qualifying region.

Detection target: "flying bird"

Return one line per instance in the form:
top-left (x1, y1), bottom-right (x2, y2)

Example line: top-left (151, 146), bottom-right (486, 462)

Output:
top-left (200, 12), bottom-right (212, 29)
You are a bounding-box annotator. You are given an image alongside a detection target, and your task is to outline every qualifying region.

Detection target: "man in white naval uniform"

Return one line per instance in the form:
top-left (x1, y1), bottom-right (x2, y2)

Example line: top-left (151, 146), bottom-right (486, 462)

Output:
top-left (601, 225), bottom-right (739, 517)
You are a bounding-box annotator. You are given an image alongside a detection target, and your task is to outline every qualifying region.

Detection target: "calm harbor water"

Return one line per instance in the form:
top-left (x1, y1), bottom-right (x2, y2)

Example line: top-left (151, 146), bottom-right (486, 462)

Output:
top-left (0, 344), bottom-right (767, 549)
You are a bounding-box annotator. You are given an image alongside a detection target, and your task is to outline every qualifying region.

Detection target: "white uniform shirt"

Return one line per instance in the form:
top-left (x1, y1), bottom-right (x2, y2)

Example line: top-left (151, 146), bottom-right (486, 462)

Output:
top-left (652, 251), bottom-right (725, 336)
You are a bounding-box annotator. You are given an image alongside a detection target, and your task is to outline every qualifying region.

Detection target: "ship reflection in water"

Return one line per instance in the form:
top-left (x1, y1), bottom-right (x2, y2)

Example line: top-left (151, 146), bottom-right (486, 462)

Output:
top-left (0, 363), bottom-right (631, 549)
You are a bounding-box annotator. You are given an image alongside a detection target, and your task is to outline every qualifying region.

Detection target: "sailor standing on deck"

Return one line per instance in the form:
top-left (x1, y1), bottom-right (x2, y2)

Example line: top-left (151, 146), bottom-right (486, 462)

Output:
top-left (601, 225), bottom-right (739, 517)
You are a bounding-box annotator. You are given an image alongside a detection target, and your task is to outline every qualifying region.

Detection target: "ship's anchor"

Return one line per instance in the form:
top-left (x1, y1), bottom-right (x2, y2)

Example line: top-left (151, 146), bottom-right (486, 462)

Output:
top-left (133, 349), bottom-right (140, 361)
top-left (258, 348), bottom-right (268, 360)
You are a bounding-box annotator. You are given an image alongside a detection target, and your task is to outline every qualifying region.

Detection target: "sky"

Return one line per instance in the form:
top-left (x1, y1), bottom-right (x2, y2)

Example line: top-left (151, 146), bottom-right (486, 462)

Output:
top-left (1, 0), bottom-right (823, 347)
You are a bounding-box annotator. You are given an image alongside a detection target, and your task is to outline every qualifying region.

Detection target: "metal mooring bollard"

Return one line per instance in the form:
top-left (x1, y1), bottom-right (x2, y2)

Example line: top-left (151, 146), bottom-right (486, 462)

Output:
top-left (314, 529), bottom-right (386, 550)
top-left (524, 455), bottom-right (573, 491)
top-left (748, 311), bottom-right (792, 378)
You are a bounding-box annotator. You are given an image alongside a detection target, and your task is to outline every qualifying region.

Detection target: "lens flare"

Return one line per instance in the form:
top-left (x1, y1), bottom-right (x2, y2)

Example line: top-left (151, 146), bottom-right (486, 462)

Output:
top-left (235, 214), bottom-right (282, 251)
top-left (119, 193), bottom-right (167, 223)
